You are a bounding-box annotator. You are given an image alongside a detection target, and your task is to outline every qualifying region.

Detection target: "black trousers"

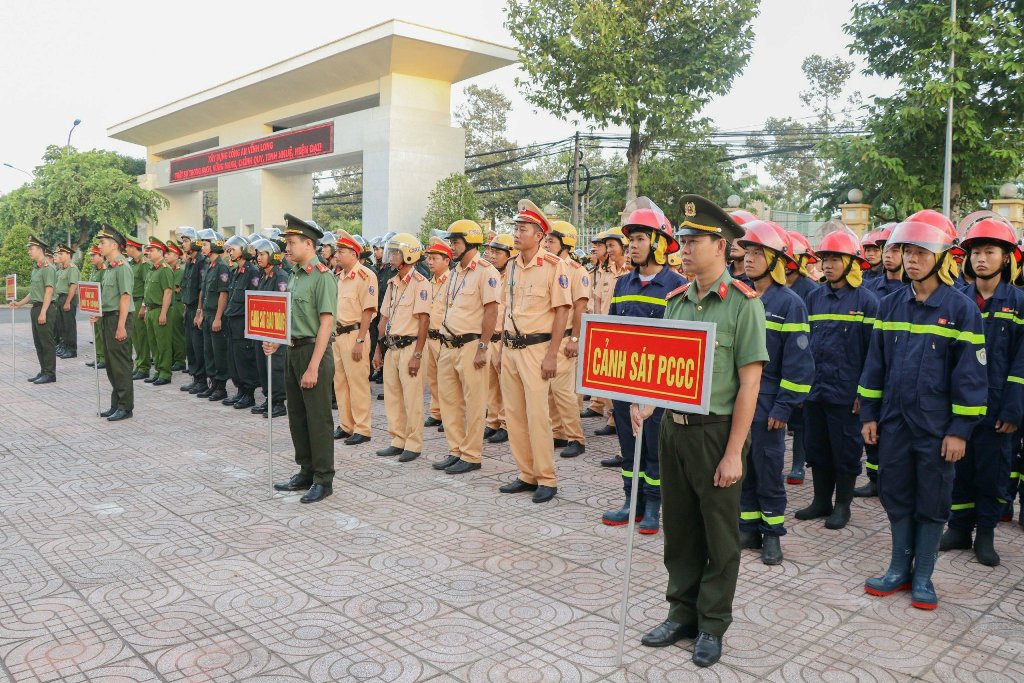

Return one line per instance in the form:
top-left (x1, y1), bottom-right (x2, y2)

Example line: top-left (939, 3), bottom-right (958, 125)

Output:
top-left (201, 310), bottom-right (228, 381)
top-left (101, 313), bottom-right (134, 411)
top-left (57, 293), bottom-right (77, 352)
top-left (185, 304), bottom-right (206, 381)
top-left (225, 316), bottom-right (259, 392)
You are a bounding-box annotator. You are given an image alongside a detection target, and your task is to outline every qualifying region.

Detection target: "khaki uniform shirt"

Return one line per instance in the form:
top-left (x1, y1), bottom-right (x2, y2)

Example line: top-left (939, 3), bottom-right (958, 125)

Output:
top-left (381, 269), bottom-right (431, 336)
top-left (336, 263), bottom-right (378, 325)
top-left (563, 256), bottom-right (591, 305)
top-left (439, 254), bottom-right (501, 336)
top-left (428, 271), bottom-right (450, 331)
top-left (502, 251), bottom-right (572, 335)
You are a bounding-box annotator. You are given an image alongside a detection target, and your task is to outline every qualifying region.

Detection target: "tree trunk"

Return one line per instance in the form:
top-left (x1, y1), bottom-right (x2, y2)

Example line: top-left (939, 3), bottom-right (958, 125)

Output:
top-left (626, 125), bottom-right (641, 204)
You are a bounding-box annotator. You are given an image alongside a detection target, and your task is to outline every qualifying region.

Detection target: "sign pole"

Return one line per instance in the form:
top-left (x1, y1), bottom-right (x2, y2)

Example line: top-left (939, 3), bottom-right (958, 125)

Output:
top-left (616, 406), bottom-right (646, 669)
top-left (10, 304), bottom-right (15, 381)
top-left (94, 322), bottom-right (102, 416)
top-left (267, 353), bottom-right (274, 499)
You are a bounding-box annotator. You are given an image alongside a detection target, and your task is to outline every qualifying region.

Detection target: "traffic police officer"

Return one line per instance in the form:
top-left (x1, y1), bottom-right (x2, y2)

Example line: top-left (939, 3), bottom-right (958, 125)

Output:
top-left (373, 233), bottom-right (432, 462)
top-left (13, 235), bottom-right (58, 383)
top-left (859, 211), bottom-right (988, 610)
top-left (125, 235), bottom-right (152, 380)
top-left (594, 227), bottom-right (629, 440)
top-left (600, 198), bottom-right (685, 535)
top-left (163, 240), bottom-right (187, 371)
top-left (433, 220), bottom-right (501, 474)
top-left (737, 221), bottom-right (814, 565)
top-left (270, 214), bottom-right (338, 504)
top-left (139, 237), bottom-right (174, 386)
top-left (85, 245), bottom-right (106, 369)
top-left (798, 230), bottom-right (878, 530)
top-left (221, 235), bottom-right (261, 409)
top-left (251, 237), bottom-right (289, 418)
top-left (331, 229), bottom-right (377, 445)
top-left (177, 227), bottom-right (208, 393)
top-left (581, 230), bottom-right (610, 423)
top-left (94, 227), bottom-right (135, 420)
top-left (483, 233), bottom-right (518, 444)
top-left (195, 229), bottom-right (230, 401)
top-left (423, 237), bottom-right (451, 434)
top-left (53, 243), bottom-right (79, 359)
top-left (496, 200), bottom-right (571, 503)
top-left (638, 195), bottom-right (767, 668)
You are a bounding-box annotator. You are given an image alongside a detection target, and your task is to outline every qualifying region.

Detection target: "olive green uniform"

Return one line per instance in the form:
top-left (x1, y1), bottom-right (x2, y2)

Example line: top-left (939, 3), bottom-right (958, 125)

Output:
top-left (90, 266), bottom-right (106, 364)
top-left (131, 257), bottom-right (152, 374)
top-left (29, 260), bottom-right (58, 376)
top-left (659, 270), bottom-right (768, 637)
top-left (142, 262), bottom-right (174, 380)
top-left (286, 256), bottom-right (338, 485)
top-left (201, 255), bottom-right (231, 381)
top-left (55, 262), bottom-right (80, 353)
top-left (101, 259), bottom-right (135, 411)
top-left (169, 264), bottom-right (186, 367)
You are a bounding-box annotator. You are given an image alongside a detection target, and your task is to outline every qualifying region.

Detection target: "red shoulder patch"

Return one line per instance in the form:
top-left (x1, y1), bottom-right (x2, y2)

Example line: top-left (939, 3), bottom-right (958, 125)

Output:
top-left (316, 263), bottom-right (329, 273)
top-left (478, 258), bottom-right (491, 268)
top-left (542, 252), bottom-right (561, 265)
top-left (732, 279), bottom-right (757, 298)
top-left (666, 283), bottom-right (690, 301)
top-left (568, 260), bottom-right (582, 269)
top-left (357, 268), bottom-right (367, 280)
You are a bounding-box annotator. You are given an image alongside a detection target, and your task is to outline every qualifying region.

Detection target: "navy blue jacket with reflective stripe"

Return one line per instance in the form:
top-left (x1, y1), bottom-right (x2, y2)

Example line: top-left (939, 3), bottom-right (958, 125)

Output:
top-left (857, 282), bottom-right (988, 440)
top-left (788, 275), bottom-right (820, 308)
top-left (805, 283), bottom-right (879, 405)
top-left (608, 267), bottom-right (687, 319)
top-left (964, 280), bottom-right (1024, 427)
top-left (867, 273), bottom-right (907, 301)
top-left (756, 283), bottom-right (815, 424)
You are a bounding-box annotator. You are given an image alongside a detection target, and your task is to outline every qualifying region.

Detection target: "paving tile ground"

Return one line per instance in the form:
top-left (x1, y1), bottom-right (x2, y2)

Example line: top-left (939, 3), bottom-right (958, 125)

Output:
top-left (1, 316), bottom-right (1023, 682)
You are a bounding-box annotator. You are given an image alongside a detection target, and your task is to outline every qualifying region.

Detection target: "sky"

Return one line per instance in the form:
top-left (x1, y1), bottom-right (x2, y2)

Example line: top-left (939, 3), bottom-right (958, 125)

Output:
top-left (0, 0), bottom-right (894, 196)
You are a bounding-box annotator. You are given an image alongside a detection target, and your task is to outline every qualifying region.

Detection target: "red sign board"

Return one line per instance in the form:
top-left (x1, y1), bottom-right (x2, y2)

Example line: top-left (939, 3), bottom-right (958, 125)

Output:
top-left (245, 292), bottom-right (291, 344)
top-left (577, 314), bottom-right (716, 414)
top-left (170, 123), bottom-right (334, 183)
top-left (78, 281), bottom-right (101, 315)
top-left (5, 274), bottom-right (15, 301)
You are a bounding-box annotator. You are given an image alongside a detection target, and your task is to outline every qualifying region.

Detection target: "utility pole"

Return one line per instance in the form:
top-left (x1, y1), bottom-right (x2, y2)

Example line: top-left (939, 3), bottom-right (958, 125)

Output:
top-left (571, 130), bottom-right (581, 226)
top-left (941, 0), bottom-right (956, 218)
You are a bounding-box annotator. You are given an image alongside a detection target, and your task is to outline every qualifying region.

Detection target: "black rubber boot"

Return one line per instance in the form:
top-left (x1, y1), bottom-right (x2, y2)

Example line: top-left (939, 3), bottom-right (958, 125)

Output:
top-left (208, 380), bottom-right (227, 402)
top-left (939, 525), bottom-right (973, 551)
top-left (973, 527), bottom-right (1000, 567)
top-left (795, 468), bottom-right (835, 520)
top-left (825, 472), bottom-right (856, 529)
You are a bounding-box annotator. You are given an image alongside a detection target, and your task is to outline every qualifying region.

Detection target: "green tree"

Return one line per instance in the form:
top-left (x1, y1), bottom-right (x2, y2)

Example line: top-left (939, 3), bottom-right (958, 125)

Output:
top-left (0, 224), bottom-right (35, 292)
top-left (457, 85), bottom-right (526, 220)
top-left (823, 0), bottom-right (1024, 216)
top-left (506, 0), bottom-right (758, 203)
top-left (313, 167), bottom-right (362, 227)
top-left (420, 173), bottom-right (480, 244)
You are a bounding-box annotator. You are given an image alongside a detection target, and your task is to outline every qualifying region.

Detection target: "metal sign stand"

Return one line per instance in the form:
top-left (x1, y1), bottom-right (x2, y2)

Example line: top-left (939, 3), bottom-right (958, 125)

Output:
top-left (267, 353), bottom-right (274, 499)
top-left (9, 305), bottom-right (15, 381)
top-left (615, 406), bottom-right (646, 668)
top-left (93, 323), bottom-right (102, 416)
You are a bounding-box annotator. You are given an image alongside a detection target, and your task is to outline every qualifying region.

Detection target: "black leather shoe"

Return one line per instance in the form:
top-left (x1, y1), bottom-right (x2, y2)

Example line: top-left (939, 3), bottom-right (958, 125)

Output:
top-left (580, 408), bottom-right (602, 418)
top-left (96, 362), bottom-right (105, 369)
top-left (438, 424), bottom-right (444, 432)
top-left (33, 374), bottom-right (56, 384)
top-left (131, 371), bottom-right (147, 380)
top-left (761, 535), bottom-right (783, 565)
top-left (268, 403), bottom-right (287, 418)
top-left (601, 455), bottom-right (623, 468)
top-left (221, 392), bottom-right (241, 405)
top-left (85, 361), bottom-right (95, 368)
top-left (640, 620), bottom-right (698, 647)
top-left (344, 433), bottom-right (370, 446)
top-left (233, 394), bottom-right (255, 409)
top-left (208, 387), bottom-right (227, 401)
top-left (398, 450), bottom-right (421, 463)
top-left (171, 363), bottom-right (186, 371)
top-left (376, 446), bottom-right (403, 457)
top-left (107, 409), bottom-right (133, 422)
top-left (252, 399), bottom-right (268, 414)
top-left (26, 373), bottom-right (42, 383)
top-left (180, 380), bottom-right (196, 392)
top-left (532, 485), bottom-right (557, 503)
top-left (143, 376), bottom-right (157, 383)
top-left (553, 438), bottom-right (569, 448)
top-left (424, 416), bottom-right (442, 427)
top-left (433, 455), bottom-right (460, 470)
top-left (334, 426), bottom-right (351, 440)
top-left (483, 426), bottom-right (497, 439)
top-left (152, 378), bottom-right (171, 386)
top-left (487, 428), bottom-right (508, 443)
top-left (692, 632), bottom-right (722, 667)
top-left (274, 474), bottom-right (313, 492)
top-left (99, 407), bottom-right (117, 418)
top-left (300, 483), bottom-right (332, 504)
top-left (62, 352), bottom-right (77, 359)
top-left (595, 425), bottom-right (617, 436)
top-left (195, 383), bottom-right (213, 397)
top-left (377, 394), bottom-right (384, 400)
top-left (499, 479), bottom-right (538, 494)
top-left (446, 460), bottom-right (481, 474)
top-left (560, 441), bottom-right (585, 458)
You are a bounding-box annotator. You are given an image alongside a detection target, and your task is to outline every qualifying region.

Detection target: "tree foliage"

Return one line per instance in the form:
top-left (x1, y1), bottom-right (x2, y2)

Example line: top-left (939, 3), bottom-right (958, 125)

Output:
top-left (419, 173), bottom-right (480, 244)
top-left (506, 0), bottom-right (758, 202)
top-left (0, 224), bottom-right (35, 290)
top-left (456, 85), bottom-right (527, 221)
top-left (824, 0), bottom-right (1024, 217)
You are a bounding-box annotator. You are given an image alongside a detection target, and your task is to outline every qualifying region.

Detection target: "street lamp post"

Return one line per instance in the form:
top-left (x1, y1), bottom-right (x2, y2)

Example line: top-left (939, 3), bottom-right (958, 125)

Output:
top-left (2, 162), bottom-right (33, 179)
top-left (66, 118), bottom-right (82, 155)
top-left (941, 0), bottom-right (956, 218)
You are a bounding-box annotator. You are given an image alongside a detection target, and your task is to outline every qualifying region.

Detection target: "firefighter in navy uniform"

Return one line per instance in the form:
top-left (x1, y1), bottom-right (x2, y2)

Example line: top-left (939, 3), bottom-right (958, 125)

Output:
top-left (222, 235), bottom-right (262, 410)
top-left (251, 238), bottom-right (289, 418)
top-left (737, 221), bottom-right (815, 565)
top-left (859, 211), bottom-right (988, 610)
top-left (798, 230), bottom-right (878, 530)
top-left (861, 229), bottom-right (885, 281)
top-left (939, 217), bottom-right (1024, 567)
top-left (600, 198), bottom-right (685, 535)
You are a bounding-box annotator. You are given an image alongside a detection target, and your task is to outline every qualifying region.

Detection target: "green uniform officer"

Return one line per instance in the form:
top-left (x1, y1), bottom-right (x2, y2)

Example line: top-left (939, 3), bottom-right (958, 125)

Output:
top-left (53, 243), bottom-right (80, 358)
top-left (95, 227), bottom-right (135, 421)
top-left (636, 196), bottom-right (768, 668)
top-left (12, 235), bottom-right (58, 383)
top-left (164, 240), bottom-right (187, 370)
top-left (85, 246), bottom-right (107, 369)
top-left (140, 237), bottom-right (174, 385)
top-left (270, 214), bottom-right (338, 504)
top-left (125, 236), bottom-right (152, 378)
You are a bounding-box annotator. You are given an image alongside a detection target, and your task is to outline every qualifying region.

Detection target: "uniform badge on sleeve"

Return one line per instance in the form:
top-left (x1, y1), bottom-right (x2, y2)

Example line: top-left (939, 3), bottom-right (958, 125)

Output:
top-left (419, 289), bottom-right (428, 300)
top-left (488, 277), bottom-right (497, 288)
top-left (220, 273), bottom-right (229, 282)
top-left (558, 275), bottom-right (569, 289)
top-left (582, 275), bottom-right (589, 287)
top-left (250, 277), bottom-right (260, 287)
top-left (278, 282), bottom-right (287, 292)
top-left (369, 286), bottom-right (375, 295)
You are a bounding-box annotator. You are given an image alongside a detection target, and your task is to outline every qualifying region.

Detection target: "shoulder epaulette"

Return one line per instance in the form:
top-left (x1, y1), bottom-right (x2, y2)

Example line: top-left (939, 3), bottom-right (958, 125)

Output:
top-left (478, 258), bottom-right (491, 268)
top-left (732, 280), bottom-right (757, 298)
top-left (315, 263), bottom-right (329, 273)
top-left (542, 252), bottom-right (561, 265)
top-left (666, 283), bottom-right (690, 301)
top-left (357, 268), bottom-right (368, 280)
top-left (411, 270), bottom-right (426, 282)
top-left (568, 260), bottom-right (582, 269)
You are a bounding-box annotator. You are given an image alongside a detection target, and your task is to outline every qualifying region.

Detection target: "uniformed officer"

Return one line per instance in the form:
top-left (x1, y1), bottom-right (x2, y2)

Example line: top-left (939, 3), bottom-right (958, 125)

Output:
top-left (600, 198), bottom-right (686, 535)
top-left (370, 232), bottom-right (398, 385)
top-left (798, 230), bottom-right (878, 530)
top-left (53, 243), bottom-right (79, 359)
top-left (250, 237), bottom-right (289, 418)
top-left (861, 229), bottom-right (885, 281)
top-left (859, 210), bottom-right (988, 610)
top-left (269, 214), bottom-right (338, 503)
top-left (483, 233), bottom-right (518, 444)
top-left (737, 221), bottom-right (815, 565)
top-left (638, 196), bottom-right (767, 668)
top-left (84, 245), bottom-right (106, 370)
top-left (125, 236), bottom-right (152, 380)
top-left (319, 231), bottom-right (339, 273)
top-left (940, 217), bottom-right (1024, 567)
top-left (163, 240), bottom-right (187, 371)
top-left (581, 231), bottom-right (610, 423)
top-left (544, 220), bottom-right (589, 458)
top-left (496, 200), bottom-right (572, 503)
top-left (372, 233), bottom-right (431, 461)
top-left (139, 237), bottom-right (174, 386)
top-left (177, 227), bottom-right (208, 394)
top-left (12, 235), bottom-right (58, 383)
top-left (423, 237), bottom-right (451, 434)
top-left (432, 220), bottom-right (501, 474)
top-left (593, 227), bottom-right (630, 441)
top-left (195, 229), bottom-right (230, 401)
top-left (220, 235), bottom-right (261, 409)
top-left (331, 229), bottom-right (377, 445)
top-left (94, 227), bottom-right (135, 420)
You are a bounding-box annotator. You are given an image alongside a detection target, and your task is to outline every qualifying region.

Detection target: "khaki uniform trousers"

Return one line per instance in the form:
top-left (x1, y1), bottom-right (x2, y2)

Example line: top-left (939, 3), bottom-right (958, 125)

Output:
top-left (500, 342), bottom-right (557, 487)
top-left (384, 344), bottom-right (424, 452)
top-left (438, 343), bottom-right (488, 464)
top-left (548, 335), bottom-right (586, 443)
top-left (332, 331), bottom-right (372, 437)
top-left (486, 340), bottom-right (505, 430)
top-left (424, 338), bottom-right (442, 421)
